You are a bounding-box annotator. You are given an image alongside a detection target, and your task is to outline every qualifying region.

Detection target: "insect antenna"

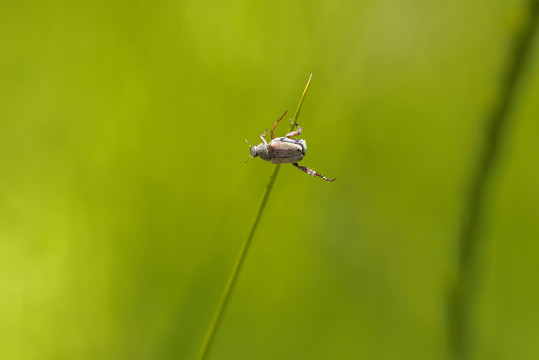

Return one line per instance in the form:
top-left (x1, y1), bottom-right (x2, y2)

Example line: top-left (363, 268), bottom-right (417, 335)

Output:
top-left (245, 139), bottom-right (253, 163)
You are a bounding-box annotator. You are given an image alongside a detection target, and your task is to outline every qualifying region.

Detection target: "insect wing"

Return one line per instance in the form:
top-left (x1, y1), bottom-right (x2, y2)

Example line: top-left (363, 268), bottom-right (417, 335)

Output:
top-left (268, 140), bottom-right (304, 164)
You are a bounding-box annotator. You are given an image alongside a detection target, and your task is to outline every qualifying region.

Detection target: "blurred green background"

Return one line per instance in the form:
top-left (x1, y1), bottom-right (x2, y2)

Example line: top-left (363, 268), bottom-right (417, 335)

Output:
top-left (1, 0), bottom-right (539, 359)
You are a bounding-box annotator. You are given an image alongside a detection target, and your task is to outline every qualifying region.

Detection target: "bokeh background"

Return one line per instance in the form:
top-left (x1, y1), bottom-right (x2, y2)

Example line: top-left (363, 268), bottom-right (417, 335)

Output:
top-left (1, 0), bottom-right (538, 359)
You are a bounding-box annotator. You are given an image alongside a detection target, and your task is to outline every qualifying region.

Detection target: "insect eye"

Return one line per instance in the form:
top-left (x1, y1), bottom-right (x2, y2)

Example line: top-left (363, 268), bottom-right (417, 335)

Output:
top-left (249, 147), bottom-right (258, 157)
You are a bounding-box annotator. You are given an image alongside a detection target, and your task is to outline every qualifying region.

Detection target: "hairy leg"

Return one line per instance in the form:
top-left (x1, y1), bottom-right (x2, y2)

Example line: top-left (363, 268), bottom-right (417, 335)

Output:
top-left (286, 120), bottom-right (303, 138)
top-left (293, 163), bottom-right (336, 182)
top-left (270, 110), bottom-right (289, 140)
top-left (259, 129), bottom-right (268, 145)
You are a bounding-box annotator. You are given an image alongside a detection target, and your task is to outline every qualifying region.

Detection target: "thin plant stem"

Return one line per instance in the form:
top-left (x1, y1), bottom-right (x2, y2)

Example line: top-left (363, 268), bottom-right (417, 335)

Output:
top-left (289, 73), bottom-right (313, 132)
top-left (197, 74), bottom-right (313, 360)
top-left (450, 2), bottom-right (539, 359)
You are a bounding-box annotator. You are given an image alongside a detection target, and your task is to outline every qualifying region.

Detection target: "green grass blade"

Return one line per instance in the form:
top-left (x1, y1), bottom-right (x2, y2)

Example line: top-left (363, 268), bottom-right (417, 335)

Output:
top-left (289, 73), bottom-right (312, 132)
top-left (449, 2), bottom-right (539, 359)
top-left (197, 74), bottom-right (313, 360)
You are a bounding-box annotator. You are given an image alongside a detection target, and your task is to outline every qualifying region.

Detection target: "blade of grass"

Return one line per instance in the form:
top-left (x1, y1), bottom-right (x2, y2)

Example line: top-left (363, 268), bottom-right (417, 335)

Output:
top-left (197, 74), bottom-right (313, 360)
top-left (450, 2), bottom-right (539, 359)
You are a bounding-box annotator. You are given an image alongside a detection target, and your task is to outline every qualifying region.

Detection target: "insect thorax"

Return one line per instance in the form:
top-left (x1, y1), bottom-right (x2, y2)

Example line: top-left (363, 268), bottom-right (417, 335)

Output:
top-left (255, 143), bottom-right (270, 161)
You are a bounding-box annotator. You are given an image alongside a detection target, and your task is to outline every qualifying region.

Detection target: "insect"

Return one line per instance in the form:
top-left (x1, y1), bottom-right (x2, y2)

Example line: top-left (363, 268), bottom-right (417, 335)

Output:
top-left (246, 110), bottom-right (336, 182)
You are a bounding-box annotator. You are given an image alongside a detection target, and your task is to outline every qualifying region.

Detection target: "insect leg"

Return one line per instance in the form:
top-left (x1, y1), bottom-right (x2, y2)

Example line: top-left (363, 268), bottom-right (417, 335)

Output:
top-left (293, 163), bottom-right (336, 182)
top-left (270, 110), bottom-right (289, 140)
top-left (286, 120), bottom-right (303, 138)
top-left (259, 129), bottom-right (268, 145)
